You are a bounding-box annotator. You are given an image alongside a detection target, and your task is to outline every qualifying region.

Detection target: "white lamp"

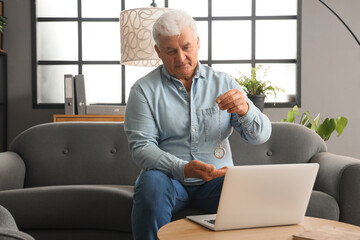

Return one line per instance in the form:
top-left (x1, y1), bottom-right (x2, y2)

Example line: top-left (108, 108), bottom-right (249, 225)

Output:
top-left (120, 7), bottom-right (172, 67)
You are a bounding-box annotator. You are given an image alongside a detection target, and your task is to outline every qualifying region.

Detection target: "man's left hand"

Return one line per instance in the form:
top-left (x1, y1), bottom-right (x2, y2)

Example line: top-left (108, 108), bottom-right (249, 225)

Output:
top-left (184, 160), bottom-right (228, 181)
top-left (216, 89), bottom-right (249, 116)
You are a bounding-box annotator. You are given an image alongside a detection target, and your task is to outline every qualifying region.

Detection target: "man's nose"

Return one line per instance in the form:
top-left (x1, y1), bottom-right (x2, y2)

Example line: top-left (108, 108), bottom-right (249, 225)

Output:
top-left (176, 50), bottom-right (186, 62)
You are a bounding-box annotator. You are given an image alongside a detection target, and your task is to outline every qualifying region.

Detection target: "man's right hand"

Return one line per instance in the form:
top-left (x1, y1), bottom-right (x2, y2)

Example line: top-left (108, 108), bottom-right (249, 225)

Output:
top-left (184, 160), bottom-right (228, 181)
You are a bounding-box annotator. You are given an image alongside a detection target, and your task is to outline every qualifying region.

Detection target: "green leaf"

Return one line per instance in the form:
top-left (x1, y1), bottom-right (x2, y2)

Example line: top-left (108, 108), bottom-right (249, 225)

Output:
top-left (335, 116), bottom-right (348, 136)
top-left (285, 105), bottom-right (299, 123)
top-left (286, 110), bottom-right (295, 122)
top-left (280, 105), bottom-right (348, 141)
top-left (292, 105), bottom-right (299, 114)
top-left (303, 111), bottom-right (317, 130)
top-left (235, 65), bottom-right (284, 98)
top-left (317, 118), bottom-right (337, 141)
top-left (300, 112), bottom-right (308, 125)
top-left (314, 113), bottom-right (321, 126)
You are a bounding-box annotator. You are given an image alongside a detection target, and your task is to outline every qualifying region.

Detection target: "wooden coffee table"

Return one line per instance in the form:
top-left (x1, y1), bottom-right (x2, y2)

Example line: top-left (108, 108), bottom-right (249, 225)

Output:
top-left (157, 217), bottom-right (360, 240)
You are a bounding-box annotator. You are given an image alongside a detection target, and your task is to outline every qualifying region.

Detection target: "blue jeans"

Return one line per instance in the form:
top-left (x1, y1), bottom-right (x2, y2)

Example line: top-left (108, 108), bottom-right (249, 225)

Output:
top-left (132, 170), bottom-right (224, 240)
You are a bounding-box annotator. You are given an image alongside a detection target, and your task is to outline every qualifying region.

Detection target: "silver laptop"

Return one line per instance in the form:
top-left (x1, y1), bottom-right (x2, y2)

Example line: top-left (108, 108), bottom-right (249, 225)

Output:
top-left (186, 163), bottom-right (319, 231)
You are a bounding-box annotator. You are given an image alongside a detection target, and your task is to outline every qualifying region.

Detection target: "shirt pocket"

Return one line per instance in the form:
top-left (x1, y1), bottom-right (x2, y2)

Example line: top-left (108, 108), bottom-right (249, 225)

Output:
top-left (198, 106), bottom-right (220, 142)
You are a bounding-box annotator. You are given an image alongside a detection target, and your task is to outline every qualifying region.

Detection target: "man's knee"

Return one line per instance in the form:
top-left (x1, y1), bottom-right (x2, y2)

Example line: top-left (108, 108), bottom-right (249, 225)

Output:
top-left (134, 170), bottom-right (175, 202)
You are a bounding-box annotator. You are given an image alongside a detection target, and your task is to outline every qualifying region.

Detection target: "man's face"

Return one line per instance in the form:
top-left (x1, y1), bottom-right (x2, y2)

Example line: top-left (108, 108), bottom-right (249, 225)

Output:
top-left (155, 27), bottom-right (200, 81)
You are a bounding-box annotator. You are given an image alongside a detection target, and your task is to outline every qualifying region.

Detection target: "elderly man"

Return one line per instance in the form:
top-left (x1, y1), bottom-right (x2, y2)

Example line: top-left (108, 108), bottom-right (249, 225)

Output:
top-left (124, 9), bottom-right (271, 240)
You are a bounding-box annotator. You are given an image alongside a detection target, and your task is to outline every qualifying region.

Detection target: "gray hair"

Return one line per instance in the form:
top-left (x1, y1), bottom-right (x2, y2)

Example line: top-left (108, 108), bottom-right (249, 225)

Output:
top-left (152, 9), bottom-right (198, 47)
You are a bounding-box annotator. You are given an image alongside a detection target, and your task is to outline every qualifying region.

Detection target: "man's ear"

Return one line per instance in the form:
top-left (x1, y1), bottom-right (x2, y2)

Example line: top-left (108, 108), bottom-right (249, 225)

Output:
top-left (197, 36), bottom-right (200, 50)
top-left (155, 44), bottom-right (161, 58)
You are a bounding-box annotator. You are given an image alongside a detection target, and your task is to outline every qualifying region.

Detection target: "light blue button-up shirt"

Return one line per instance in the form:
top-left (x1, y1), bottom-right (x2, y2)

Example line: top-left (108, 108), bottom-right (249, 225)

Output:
top-left (124, 62), bottom-right (271, 185)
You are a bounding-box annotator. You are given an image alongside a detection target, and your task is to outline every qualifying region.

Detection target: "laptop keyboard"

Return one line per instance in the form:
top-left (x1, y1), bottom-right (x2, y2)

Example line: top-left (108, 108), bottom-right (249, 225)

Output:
top-left (205, 219), bottom-right (216, 225)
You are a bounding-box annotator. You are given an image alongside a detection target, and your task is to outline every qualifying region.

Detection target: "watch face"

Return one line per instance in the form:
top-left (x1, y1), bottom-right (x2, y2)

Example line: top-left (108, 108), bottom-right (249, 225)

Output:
top-left (214, 146), bottom-right (226, 159)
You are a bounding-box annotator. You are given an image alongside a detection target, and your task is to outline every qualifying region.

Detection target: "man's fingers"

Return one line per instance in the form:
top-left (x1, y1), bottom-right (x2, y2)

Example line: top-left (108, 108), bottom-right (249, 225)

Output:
top-left (219, 166), bottom-right (229, 171)
top-left (216, 90), bottom-right (244, 109)
top-left (216, 89), bottom-right (249, 116)
top-left (184, 160), bottom-right (228, 181)
top-left (219, 98), bottom-right (242, 111)
top-left (203, 166), bottom-right (228, 181)
top-left (216, 89), bottom-right (238, 105)
top-left (205, 163), bottom-right (216, 173)
top-left (211, 167), bottom-right (228, 178)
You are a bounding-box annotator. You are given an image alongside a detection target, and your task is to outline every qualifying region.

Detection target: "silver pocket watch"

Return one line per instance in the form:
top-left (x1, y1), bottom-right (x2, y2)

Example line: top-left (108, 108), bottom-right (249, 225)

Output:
top-left (214, 106), bottom-right (226, 159)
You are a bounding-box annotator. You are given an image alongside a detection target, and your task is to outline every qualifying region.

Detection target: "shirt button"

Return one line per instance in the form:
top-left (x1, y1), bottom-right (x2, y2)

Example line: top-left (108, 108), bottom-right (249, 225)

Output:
top-left (179, 87), bottom-right (183, 90)
top-left (192, 128), bottom-right (196, 132)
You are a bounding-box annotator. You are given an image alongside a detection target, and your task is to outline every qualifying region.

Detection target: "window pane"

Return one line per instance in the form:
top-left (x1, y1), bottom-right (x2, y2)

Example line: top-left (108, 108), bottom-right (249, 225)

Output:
top-left (125, 66), bottom-right (156, 100)
top-left (212, 64), bottom-right (251, 82)
top-left (37, 65), bottom-right (78, 104)
top-left (125, 0), bottom-right (164, 9)
top-left (196, 21), bottom-right (208, 61)
top-left (256, 0), bottom-right (297, 16)
top-left (82, 22), bottom-right (120, 61)
top-left (212, 21), bottom-right (251, 60)
top-left (168, 0), bottom-right (207, 17)
top-left (212, 0), bottom-right (251, 17)
top-left (37, 22), bottom-right (78, 61)
top-left (37, 0), bottom-right (78, 17)
top-left (255, 63), bottom-right (296, 103)
top-left (34, 0), bottom-right (300, 106)
top-left (256, 20), bottom-right (297, 59)
top-left (82, 0), bottom-right (122, 18)
top-left (82, 65), bottom-right (122, 104)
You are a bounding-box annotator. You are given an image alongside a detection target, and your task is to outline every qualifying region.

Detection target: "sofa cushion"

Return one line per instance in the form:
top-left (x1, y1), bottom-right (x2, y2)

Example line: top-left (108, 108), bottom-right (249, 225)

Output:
top-left (9, 122), bottom-right (141, 188)
top-left (0, 185), bottom-right (134, 232)
top-left (230, 122), bottom-right (327, 166)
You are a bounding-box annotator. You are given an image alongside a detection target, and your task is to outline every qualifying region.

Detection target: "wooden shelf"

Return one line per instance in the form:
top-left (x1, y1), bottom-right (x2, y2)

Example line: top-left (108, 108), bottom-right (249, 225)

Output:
top-left (53, 114), bottom-right (124, 122)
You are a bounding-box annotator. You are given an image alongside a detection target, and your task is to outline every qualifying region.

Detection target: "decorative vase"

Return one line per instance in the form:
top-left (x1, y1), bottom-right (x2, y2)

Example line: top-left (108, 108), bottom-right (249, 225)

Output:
top-left (247, 94), bottom-right (266, 112)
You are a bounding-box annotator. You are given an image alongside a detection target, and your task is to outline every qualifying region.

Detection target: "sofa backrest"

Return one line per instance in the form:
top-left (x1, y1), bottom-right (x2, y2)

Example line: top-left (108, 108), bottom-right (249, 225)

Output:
top-left (10, 122), bottom-right (141, 188)
top-left (230, 122), bottom-right (327, 166)
top-left (9, 122), bottom-right (327, 188)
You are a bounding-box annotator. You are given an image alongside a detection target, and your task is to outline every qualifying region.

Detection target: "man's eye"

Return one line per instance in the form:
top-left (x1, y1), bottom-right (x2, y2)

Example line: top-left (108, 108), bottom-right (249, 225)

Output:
top-left (183, 45), bottom-right (192, 51)
top-left (167, 50), bottom-right (176, 55)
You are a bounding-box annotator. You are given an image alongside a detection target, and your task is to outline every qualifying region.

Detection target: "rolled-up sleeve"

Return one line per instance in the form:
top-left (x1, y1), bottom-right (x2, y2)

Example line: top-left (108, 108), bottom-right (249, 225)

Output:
top-left (230, 80), bottom-right (272, 145)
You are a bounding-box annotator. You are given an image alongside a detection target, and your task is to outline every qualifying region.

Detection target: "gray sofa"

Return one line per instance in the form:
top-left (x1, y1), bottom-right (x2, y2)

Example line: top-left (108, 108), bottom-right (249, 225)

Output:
top-left (0, 121), bottom-right (360, 240)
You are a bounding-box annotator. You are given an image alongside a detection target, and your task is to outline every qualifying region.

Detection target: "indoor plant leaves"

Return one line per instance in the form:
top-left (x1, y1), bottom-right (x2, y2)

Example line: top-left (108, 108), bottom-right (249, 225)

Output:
top-left (282, 105), bottom-right (348, 141)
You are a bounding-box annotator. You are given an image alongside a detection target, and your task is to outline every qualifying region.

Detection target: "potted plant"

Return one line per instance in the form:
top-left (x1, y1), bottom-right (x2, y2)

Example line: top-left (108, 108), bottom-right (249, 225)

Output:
top-left (281, 105), bottom-right (348, 141)
top-left (0, 15), bottom-right (7, 49)
top-left (0, 16), bottom-right (6, 33)
top-left (235, 65), bottom-right (284, 112)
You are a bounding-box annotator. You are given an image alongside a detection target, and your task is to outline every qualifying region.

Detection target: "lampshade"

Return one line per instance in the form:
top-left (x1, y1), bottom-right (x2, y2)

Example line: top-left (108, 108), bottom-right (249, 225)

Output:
top-left (120, 7), bottom-right (172, 67)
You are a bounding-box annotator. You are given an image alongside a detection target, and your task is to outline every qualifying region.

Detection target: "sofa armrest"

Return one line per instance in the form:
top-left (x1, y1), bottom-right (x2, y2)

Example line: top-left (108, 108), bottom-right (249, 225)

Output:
top-left (310, 152), bottom-right (360, 225)
top-left (0, 228), bottom-right (35, 240)
top-left (0, 152), bottom-right (25, 191)
top-left (0, 205), bottom-right (35, 240)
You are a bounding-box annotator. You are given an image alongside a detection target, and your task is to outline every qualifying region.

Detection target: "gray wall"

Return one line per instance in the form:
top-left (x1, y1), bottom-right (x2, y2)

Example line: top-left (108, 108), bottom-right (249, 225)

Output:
top-left (265, 0), bottom-right (360, 158)
top-left (2, 0), bottom-right (360, 158)
top-left (2, 0), bottom-right (63, 144)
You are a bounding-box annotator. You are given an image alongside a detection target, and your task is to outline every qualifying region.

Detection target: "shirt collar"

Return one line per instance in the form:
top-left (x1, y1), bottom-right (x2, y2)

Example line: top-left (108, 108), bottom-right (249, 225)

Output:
top-left (194, 62), bottom-right (206, 79)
